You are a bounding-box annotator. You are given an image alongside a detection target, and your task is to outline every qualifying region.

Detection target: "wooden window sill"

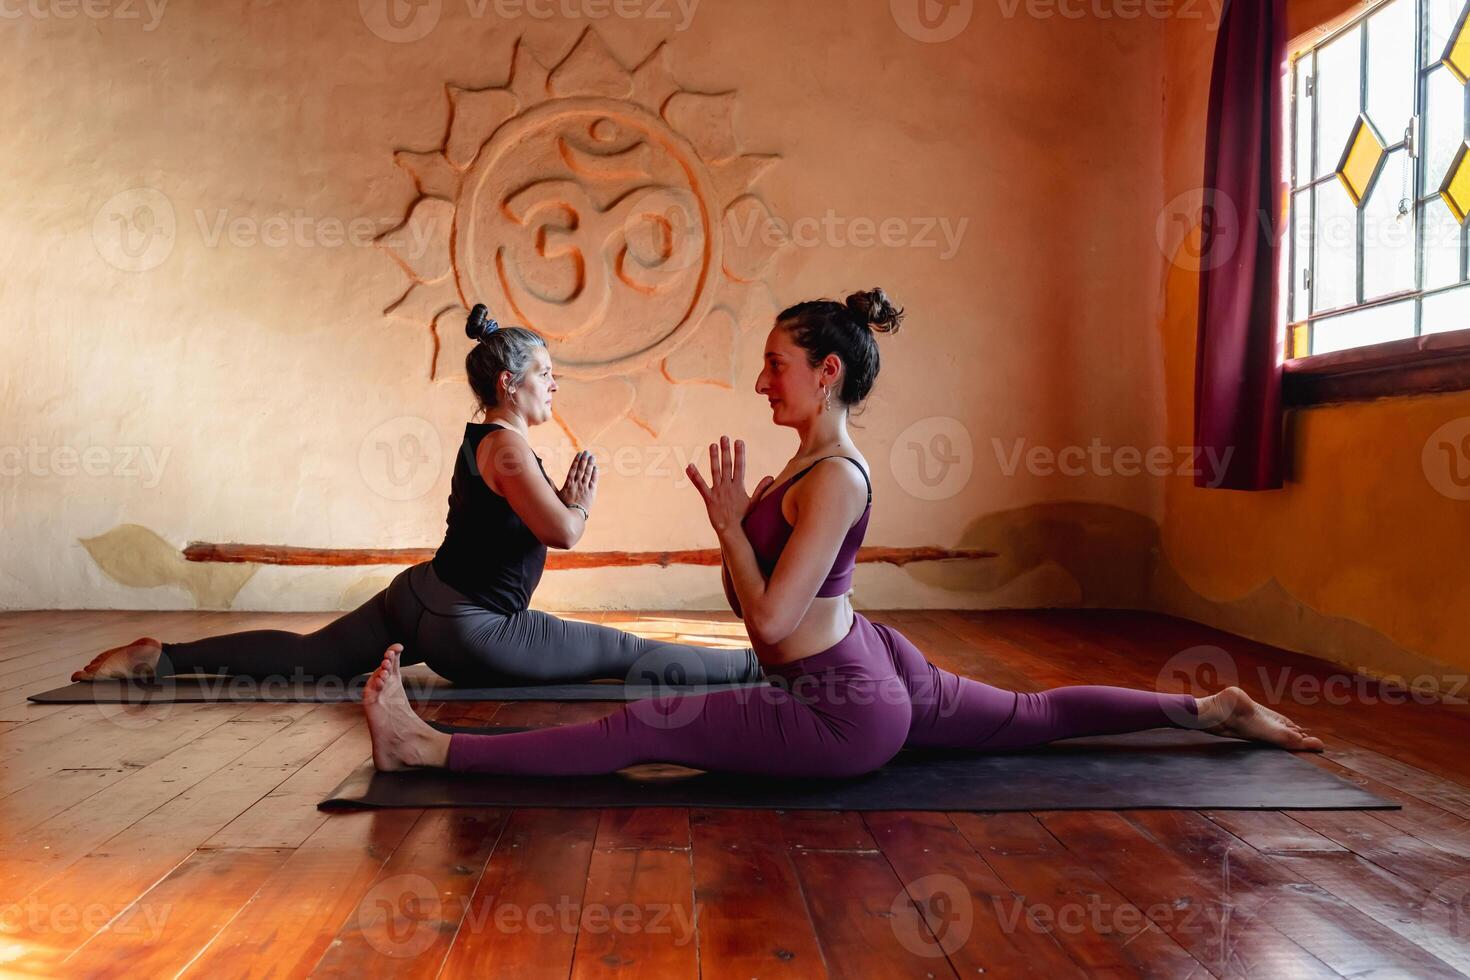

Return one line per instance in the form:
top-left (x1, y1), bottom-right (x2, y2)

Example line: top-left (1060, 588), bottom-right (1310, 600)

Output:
top-left (1282, 327), bottom-right (1470, 407)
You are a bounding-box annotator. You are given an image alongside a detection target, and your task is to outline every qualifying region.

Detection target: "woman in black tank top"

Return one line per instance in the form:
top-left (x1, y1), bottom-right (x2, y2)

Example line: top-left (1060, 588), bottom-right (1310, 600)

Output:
top-left (70, 312), bottom-right (763, 690)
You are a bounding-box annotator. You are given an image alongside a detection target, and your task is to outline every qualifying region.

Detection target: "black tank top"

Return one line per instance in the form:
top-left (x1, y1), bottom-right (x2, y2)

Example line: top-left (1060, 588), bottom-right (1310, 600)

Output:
top-left (431, 422), bottom-right (552, 614)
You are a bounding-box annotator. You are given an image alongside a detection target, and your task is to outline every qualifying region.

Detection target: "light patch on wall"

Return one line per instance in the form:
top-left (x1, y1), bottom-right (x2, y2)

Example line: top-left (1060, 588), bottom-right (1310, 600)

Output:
top-left (377, 29), bottom-right (788, 445)
top-left (906, 502), bottom-right (1158, 608)
top-left (1151, 571), bottom-right (1469, 699)
top-left (79, 524), bottom-right (257, 609)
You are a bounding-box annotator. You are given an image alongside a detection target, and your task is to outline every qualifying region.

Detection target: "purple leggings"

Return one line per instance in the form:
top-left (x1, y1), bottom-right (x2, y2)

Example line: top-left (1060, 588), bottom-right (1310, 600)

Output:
top-left (445, 613), bottom-right (1201, 779)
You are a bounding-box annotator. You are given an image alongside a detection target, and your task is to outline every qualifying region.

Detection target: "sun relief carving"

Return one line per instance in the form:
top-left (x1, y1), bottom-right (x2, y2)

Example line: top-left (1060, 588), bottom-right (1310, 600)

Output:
top-left (377, 29), bottom-right (788, 442)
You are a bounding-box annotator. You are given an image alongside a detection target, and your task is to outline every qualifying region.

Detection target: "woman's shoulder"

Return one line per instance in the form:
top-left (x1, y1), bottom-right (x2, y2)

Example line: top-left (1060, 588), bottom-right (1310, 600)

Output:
top-left (788, 453), bottom-right (871, 513)
top-left (800, 453), bottom-right (870, 485)
top-left (471, 424), bottom-right (544, 492)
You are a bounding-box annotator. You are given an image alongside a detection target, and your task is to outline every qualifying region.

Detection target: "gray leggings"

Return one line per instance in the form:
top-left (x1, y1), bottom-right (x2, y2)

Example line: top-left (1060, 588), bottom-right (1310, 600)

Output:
top-left (157, 562), bottom-right (763, 687)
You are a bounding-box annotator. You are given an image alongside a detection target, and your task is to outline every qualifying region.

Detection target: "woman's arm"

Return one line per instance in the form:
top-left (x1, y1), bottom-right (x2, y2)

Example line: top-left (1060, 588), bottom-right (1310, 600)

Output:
top-left (477, 431), bottom-right (595, 550)
top-left (721, 559), bottom-right (743, 620)
top-left (721, 473), bottom-right (772, 621)
top-left (689, 439), bottom-right (863, 647)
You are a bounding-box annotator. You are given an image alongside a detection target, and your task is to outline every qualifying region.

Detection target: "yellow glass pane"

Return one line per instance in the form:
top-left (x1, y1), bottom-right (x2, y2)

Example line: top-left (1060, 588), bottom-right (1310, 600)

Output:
top-left (1336, 116), bottom-right (1386, 207)
top-left (1445, 3), bottom-right (1470, 82)
top-left (1442, 142), bottom-right (1470, 223)
top-left (1288, 322), bottom-right (1312, 359)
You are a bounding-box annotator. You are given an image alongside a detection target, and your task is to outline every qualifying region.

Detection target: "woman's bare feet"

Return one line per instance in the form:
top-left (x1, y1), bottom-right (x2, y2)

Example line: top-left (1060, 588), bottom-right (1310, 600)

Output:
top-left (1197, 686), bottom-right (1325, 751)
top-left (71, 637), bottom-right (163, 682)
top-left (364, 644), bottom-right (451, 771)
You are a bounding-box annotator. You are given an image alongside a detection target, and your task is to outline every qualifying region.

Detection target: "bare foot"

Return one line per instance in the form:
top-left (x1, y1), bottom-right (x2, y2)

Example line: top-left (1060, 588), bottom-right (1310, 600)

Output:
top-left (364, 644), bottom-right (451, 771)
top-left (72, 637), bottom-right (163, 682)
top-left (1198, 686), bottom-right (1325, 751)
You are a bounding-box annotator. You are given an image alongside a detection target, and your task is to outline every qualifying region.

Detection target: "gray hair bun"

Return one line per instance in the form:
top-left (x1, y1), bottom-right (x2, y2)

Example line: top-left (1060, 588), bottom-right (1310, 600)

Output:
top-left (466, 304), bottom-right (500, 341)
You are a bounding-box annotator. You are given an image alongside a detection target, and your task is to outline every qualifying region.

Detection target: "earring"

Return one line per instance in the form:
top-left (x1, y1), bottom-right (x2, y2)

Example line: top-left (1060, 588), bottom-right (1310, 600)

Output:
top-left (822, 385), bottom-right (832, 412)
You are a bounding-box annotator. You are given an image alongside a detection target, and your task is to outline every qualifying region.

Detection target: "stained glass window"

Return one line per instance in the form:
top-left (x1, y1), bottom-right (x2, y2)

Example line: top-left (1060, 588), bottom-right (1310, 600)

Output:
top-left (1288, 0), bottom-right (1470, 357)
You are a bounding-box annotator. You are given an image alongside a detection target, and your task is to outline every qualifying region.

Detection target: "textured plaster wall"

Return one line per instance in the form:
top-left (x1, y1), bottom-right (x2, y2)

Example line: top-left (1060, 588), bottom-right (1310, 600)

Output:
top-left (1, 0), bottom-right (1169, 612)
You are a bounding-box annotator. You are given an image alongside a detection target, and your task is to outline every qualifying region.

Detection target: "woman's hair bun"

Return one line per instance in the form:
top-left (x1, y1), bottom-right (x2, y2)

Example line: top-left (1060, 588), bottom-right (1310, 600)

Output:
top-left (844, 288), bottom-right (904, 335)
top-left (466, 303), bottom-right (500, 342)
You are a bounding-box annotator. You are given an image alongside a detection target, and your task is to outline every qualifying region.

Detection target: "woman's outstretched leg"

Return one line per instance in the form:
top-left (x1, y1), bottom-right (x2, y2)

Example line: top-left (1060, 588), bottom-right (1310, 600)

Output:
top-left (874, 622), bottom-right (1324, 752)
top-left (73, 566), bottom-right (426, 682)
top-left (421, 607), bottom-right (764, 687)
top-left (365, 642), bottom-right (911, 778)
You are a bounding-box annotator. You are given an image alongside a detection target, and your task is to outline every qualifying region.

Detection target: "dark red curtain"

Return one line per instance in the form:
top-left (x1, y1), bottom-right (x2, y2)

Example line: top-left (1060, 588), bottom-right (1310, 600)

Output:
top-left (1193, 0), bottom-right (1289, 490)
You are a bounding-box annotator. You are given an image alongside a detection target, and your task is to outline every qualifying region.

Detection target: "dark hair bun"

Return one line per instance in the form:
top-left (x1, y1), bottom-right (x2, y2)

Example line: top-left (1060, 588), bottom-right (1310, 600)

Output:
top-left (466, 303), bottom-right (500, 341)
top-left (844, 288), bottom-right (904, 335)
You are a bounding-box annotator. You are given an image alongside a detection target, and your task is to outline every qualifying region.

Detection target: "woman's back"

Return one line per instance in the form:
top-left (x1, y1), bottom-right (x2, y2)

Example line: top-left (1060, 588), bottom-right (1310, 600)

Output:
top-left (432, 422), bottom-right (550, 614)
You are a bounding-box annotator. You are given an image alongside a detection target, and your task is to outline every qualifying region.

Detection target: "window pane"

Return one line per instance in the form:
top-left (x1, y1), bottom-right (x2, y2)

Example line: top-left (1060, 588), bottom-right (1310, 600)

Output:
top-left (1292, 189), bottom-right (1312, 321)
top-left (1426, 0), bottom-right (1466, 67)
top-left (1364, 150), bottom-right (1417, 297)
top-left (1295, 58), bottom-right (1314, 184)
top-left (1424, 197), bottom-right (1466, 287)
top-left (1311, 300), bottom-right (1415, 353)
top-left (1316, 27), bottom-right (1363, 180)
top-left (1367, 0), bottom-right (1415, 140)
top-left (1313, 180), bottom-right (1359, 312)
top-left (1422, 282), bottom-right (1470, 332)
top-left (1425, 67), bottom-right (1466, 192)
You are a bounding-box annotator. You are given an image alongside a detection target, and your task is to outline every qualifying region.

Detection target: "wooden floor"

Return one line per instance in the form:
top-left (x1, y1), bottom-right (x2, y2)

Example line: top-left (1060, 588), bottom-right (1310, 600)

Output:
top-left (2, 608), bottom-right (1469, 978)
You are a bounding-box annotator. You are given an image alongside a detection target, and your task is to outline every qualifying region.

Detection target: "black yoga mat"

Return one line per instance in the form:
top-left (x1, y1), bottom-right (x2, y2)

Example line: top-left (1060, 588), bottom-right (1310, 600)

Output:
top-left (29, 665), bottom-right (773, 705)
top-left (318, 727), bottom-right (1397, 812)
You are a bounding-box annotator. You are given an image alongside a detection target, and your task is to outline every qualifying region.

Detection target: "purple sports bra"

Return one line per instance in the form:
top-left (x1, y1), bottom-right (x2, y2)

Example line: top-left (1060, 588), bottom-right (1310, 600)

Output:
top-left (741, 456), bottom-right (872, 597)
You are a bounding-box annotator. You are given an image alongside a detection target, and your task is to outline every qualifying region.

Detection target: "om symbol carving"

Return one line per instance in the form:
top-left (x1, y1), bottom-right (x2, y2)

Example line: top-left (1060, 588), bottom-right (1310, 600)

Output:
top-left (457, 100), bottom-right (716, 378)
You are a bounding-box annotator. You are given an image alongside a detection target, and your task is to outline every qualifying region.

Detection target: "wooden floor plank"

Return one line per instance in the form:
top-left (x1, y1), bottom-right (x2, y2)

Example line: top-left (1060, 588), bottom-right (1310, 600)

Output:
top-left (948, 811), bottom-right (1211, 978)
top-left (1036, 810), bottom-right (1340, 978)
top-left (1128, 808), bottom-right (1466, 979)
top-left (438, 807), bottom-right (599, 979)
top-left (59, 847), bottom-right (293, 979)
top-left (570, 809), bottom-right (699, 980)
top-left (689, 808), bottom-right (828, 980)
top-left (788, 845), bottom-right (961, 980)
top-left (177, 809), bottom-right (423, 979)
top-left (1287, 808), bottom-right (1470, 894)
top-left (0, 711), bottom-right (288, 902)
top-left (1297, 752), bottom-right (1470, 860)
top-left (865, 810), bottom-right (1097, 979)
top-left (312, 807), bottom-right (507, 979)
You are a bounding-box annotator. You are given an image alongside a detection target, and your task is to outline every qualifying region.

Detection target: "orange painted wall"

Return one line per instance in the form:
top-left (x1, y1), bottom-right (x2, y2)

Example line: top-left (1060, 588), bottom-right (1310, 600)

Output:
top-left (1158, 0), bottom-right (1470, 685)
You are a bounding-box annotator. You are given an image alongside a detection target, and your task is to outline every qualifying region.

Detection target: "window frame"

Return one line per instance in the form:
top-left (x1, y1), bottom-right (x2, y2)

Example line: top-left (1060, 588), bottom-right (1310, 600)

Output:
top-left (1282, 0), bottom-right (1470, 405)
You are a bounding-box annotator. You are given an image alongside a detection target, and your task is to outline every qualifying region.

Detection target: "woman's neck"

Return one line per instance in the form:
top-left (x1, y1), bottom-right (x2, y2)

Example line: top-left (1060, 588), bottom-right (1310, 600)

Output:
top-left (793, 410), bottom-right (850, 460)
top-left (481, 407), bottom-right (529, 438)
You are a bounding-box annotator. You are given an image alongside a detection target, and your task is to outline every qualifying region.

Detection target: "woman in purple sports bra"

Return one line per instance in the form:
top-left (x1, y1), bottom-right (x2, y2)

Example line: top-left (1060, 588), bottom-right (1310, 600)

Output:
top-left (360, 288), bottom-right (1325, 776)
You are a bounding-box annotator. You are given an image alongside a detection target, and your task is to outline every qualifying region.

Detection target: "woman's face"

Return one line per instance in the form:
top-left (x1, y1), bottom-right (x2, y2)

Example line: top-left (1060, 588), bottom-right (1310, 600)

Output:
top-left (507, 347), bottom-right (557, 425)
top-left (755, 324), bottom-right (835, 428)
